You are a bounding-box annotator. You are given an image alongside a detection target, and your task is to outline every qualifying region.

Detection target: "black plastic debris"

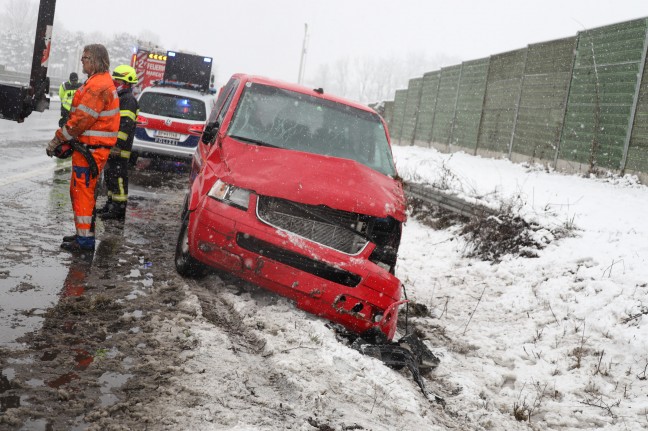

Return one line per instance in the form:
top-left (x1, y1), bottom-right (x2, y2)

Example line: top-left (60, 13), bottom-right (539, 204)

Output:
top-left (332, 325), bottom-right (443, 403)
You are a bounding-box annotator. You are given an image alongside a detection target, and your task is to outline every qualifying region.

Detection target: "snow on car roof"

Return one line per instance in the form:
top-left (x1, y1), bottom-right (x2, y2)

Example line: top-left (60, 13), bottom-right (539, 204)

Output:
top-left (232, 73), bottom-right (377, 114)
top-left (139, 84), bottom-right (216, 102)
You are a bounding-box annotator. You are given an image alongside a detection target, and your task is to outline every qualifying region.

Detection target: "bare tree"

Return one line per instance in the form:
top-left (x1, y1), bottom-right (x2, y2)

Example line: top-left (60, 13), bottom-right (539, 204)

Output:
top-left (355, 56), bottom-right (378, 103)
top-left (308, 50), bottom-right (459, 104)
top-left (0, 0), bottom-right (38, 35)
top-left (312, 63), bottom-right (331, 90)
top-left (333, 57), bottom-right (351, 98)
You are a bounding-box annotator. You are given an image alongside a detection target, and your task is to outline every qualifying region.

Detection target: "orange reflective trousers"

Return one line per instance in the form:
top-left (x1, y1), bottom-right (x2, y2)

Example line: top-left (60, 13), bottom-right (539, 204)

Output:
top-left (70, 148), bottom-right (110, 237)
top-left (57, 71), bottom-right (120, 239)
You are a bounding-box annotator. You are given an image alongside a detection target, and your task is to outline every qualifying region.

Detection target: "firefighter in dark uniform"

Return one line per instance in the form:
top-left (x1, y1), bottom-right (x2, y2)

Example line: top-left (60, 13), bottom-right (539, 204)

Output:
top-left (99, 65), bottom-right (139, 220)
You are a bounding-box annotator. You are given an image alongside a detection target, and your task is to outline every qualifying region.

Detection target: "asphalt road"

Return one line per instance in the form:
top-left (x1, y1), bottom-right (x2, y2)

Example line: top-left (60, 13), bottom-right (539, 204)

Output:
top-left (0, 107), bottom-right (203, 429)
top-left (0, 107), bottom-right (181, 345)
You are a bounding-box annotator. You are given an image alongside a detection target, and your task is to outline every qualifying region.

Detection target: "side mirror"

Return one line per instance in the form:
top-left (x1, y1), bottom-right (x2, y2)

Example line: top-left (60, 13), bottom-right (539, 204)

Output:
top-left (201, 121), bottom-right (219, 144)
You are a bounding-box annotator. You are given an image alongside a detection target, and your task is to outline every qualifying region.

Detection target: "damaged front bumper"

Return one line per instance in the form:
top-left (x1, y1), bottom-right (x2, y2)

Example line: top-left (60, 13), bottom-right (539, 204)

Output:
top-left (188, 192), bottom-right (405, 340)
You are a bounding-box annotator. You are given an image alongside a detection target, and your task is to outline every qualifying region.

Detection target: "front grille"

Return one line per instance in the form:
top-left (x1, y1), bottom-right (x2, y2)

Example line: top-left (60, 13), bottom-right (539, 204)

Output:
top-left (236, 234), bottom-right (361, 287)
top-left (257, 196), bottom-right (368, 254)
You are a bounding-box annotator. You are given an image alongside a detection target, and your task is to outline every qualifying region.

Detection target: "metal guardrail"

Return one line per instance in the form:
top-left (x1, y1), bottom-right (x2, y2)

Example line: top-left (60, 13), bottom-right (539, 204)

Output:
top-left (404, 182), bottom-right (497, 218)
top-left (0, 70), bottom-right (65, 95)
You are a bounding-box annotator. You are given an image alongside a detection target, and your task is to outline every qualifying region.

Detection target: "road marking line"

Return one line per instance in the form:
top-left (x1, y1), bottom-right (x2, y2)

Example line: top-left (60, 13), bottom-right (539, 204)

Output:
top-left (0, 161), bottom-right (71, 187)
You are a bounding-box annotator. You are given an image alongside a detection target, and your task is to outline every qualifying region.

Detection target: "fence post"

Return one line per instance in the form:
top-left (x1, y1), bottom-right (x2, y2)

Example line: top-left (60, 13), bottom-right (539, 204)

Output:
top-left (508, 48), bottom-right (529, 160)
top-left (619, 18), bottom-right (648, 174)
top-left (428, 73), bottom-right (442, 148)
top-left (449, 63), bottom-right (464, 145)
top-left (474, 56), bottom-right (493, 156)
top-left (553, 35), bottom-right (579, 170)
top-left (410, 78), bottom-right (425, 145)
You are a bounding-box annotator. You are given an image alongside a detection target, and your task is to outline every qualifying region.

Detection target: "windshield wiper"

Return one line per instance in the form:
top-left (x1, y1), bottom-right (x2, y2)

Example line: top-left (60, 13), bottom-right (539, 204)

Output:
top-left (229, 135), bottom-right (279, 148)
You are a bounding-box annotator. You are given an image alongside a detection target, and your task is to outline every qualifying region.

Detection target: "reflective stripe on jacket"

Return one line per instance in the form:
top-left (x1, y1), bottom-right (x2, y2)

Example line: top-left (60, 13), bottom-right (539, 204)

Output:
top-left (115, 87), bottom-right (139, 152)
top-left (59, 81), bottom-right (81, 112)
top-left (56, 72), bottom-right (120, 148)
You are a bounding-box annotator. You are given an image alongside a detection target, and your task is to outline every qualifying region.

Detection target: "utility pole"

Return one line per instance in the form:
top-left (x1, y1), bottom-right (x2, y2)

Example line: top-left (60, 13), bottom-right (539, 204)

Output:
top-left (297, 23), bottom-right (309, 85)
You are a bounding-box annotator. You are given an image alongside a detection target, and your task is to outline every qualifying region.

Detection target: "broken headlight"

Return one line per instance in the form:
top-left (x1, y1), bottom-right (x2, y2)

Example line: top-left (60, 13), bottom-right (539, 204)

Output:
top-left (367, 216), bottom-right (402, 274)
top-left (208, 179), bottom-right (251, 210)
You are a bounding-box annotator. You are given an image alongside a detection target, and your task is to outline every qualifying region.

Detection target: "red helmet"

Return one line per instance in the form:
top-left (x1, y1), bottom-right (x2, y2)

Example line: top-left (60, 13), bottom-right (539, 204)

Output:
top-left (53, 142), bottom-right (73, 159)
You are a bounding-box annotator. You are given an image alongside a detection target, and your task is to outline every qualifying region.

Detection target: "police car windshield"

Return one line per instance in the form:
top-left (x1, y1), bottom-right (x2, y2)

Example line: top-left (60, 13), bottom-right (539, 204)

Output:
top-left (227, 82), bottom-right (396, 177)
top-left (138, 92), bottom-right (206, 121)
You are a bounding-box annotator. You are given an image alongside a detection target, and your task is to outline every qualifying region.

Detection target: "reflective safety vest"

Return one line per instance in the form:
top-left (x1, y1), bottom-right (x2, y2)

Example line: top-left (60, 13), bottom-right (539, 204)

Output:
top-left (59, 80), bottom-right (81, 112)
top-left (56, 72), bottom-right (120, 148)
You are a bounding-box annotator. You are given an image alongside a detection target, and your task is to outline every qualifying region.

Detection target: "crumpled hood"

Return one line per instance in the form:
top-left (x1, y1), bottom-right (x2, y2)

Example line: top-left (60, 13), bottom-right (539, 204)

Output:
top-left (216, 138), bottom-right (406, 221)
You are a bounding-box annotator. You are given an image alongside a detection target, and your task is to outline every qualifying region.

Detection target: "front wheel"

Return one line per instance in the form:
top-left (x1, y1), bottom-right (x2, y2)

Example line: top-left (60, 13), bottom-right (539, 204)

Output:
top-left (175, 200), bottom-right (208, 278)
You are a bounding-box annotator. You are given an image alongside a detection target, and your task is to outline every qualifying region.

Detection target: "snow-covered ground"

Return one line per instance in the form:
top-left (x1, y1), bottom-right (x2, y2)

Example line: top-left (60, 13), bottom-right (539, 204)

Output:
top-left (394, 146), bottom-right (648, 430)
top-left (148, 144), bottom-right (648, 430)
top-left (5, 106), bottom-right (647, 428)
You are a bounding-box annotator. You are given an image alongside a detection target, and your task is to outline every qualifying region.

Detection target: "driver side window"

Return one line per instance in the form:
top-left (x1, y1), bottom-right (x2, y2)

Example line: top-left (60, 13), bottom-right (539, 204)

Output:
top-left (207, 78), bottom-right (239, 126)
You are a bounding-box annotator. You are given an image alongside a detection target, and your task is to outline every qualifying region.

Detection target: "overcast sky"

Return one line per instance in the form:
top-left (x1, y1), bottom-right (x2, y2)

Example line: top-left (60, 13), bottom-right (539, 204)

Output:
top-left (10, 0), bottom-right (648, 86)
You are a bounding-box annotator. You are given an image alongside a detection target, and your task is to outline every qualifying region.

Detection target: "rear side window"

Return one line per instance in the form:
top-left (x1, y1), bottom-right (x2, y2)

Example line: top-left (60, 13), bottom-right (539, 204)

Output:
top-left (139, 92), bottom-right (206, 121)
top-left (207, 77), bottom-right (239, 126)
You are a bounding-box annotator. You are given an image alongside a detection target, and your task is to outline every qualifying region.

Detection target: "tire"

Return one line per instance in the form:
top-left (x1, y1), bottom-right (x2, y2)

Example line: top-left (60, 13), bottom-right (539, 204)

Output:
top-left (175, 199), bottom-right (208, 278)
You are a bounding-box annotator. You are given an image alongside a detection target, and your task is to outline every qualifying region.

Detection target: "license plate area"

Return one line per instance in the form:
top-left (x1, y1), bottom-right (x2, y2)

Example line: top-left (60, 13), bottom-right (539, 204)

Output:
top-left (154, 137), bottom-right (179, 146)
top-left (156, 130), bottom-right (181, 140)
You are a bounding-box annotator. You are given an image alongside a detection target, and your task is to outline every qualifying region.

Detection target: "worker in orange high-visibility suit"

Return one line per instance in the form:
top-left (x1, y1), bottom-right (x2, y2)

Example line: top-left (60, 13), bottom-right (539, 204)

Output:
top-left (46, 44), bottom-right (120, 254)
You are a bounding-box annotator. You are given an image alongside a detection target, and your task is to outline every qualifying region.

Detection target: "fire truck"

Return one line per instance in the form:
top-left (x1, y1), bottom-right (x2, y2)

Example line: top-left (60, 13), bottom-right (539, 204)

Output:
top-left (130, 47), bottom-right (167, 96)
top-left (131, 47), bottom-right (215, 96)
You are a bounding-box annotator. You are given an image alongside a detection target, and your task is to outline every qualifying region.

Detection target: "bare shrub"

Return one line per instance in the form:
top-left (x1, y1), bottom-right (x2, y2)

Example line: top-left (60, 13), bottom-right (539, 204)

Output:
top-left (460, 212), bottom-right (542, 262)
top-left (407, 183), bottom-right (574, 263)
top-left (408, 197), bottom-right (468, 230)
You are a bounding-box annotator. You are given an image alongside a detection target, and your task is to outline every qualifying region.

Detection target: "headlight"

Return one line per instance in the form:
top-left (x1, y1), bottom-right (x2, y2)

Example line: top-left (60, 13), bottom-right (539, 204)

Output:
top-left (207, 179), bottom-right (251, 210)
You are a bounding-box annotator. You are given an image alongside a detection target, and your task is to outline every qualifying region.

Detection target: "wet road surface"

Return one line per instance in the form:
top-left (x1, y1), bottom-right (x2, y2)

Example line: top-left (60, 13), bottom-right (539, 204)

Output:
top-left (0, 108), bottom-right (195, 429)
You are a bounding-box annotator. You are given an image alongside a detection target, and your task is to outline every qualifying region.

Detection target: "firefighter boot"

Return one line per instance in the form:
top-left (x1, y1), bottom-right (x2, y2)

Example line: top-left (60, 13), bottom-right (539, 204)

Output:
top-left (60, 235), bottom-right (95, 253)
top-left (100, 202), bottom-right (126, 221)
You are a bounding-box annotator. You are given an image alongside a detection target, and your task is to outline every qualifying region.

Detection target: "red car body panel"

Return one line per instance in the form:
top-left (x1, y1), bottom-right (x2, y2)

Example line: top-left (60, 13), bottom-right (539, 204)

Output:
top-left (188, 198), bottom-right (402, 338)
top-left (137, 115), bottom-right (202, 135)
top-left (215, 137), bottom-right (406, 221)
top-left (183, 74), bottom-right (407, 340)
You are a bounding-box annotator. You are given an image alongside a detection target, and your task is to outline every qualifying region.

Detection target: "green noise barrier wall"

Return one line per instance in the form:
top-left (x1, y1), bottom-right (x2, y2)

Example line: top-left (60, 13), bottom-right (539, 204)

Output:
top-left (626, 41), bottom-right (648, 174)
top-left (383, 16), bottom-right (648, 181)
top-left (413, 71), bottom-right (441, 146)
top-left (382, 101), bottom-right (394, 128)
top-left (389, 89), bottom-right (408, 142)
top-left (431, 65), bottom-right (462, 145)
top-left (400, 77), bottom-right (424, 144)
top-left (559, 18), bottom-right (648, 171)
top-left (451, 58), bottom-right (489, 152)
top-left (511, 37), bottom-right (577, 162)
top-left (476, 48), bottom-right (527, 155)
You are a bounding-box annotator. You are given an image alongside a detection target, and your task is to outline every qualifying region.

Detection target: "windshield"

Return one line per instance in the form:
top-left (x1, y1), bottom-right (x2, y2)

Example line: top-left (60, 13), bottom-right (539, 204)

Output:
top-left (138, 92), bottom-right (206, 121)
top-left (227, 82), bottom-right (396, 176)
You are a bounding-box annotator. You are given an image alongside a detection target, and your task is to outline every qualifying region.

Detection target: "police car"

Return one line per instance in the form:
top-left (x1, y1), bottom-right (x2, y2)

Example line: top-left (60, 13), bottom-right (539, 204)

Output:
top-left (132, 83), bottom-right (216, 163)
top-left (131, 51), bottom-right (216, 164)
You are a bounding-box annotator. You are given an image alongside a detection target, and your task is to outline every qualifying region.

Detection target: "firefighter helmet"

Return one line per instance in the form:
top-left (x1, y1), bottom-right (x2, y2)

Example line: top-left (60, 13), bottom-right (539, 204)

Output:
top-left (112, 65), bottom-right (138, 85)
top-left (53, 142), bottom-right (73, 159)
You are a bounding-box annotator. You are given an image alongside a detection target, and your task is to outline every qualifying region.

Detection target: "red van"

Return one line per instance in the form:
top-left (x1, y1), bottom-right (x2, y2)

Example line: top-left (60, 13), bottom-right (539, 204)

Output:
top-left (175, 74), bottom-right (407, 340)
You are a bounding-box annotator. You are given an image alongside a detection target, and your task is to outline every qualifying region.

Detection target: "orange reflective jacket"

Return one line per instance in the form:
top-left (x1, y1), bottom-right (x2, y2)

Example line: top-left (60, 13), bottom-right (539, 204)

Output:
top-left (56, 71), bottom-right (120, 148)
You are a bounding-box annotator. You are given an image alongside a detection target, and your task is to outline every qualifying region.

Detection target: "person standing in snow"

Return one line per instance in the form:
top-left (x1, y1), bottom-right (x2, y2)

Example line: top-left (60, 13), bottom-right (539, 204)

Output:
top-left (58, 72), bottom-right (81, 127)
top-left (45, 44), bottom-right (120, 254)
top-left (98, 64), bottom-right (139, 221)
